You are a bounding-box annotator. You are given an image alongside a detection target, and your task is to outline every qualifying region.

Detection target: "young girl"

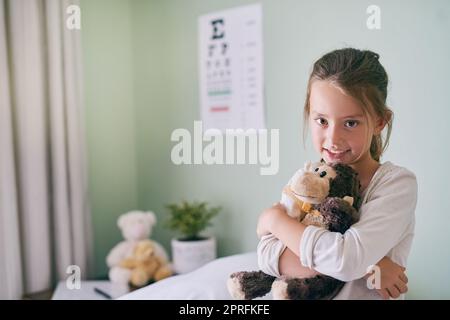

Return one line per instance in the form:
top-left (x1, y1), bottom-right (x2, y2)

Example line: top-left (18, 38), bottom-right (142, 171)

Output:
top-left (256, 48), bottom-right (417, 300)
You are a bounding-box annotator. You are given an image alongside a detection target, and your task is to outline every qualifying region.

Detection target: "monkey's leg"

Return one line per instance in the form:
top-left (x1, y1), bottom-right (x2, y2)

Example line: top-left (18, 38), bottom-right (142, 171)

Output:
top-left (227, 271), bottom-right (276, 300)
top-left (272, 275), bottom-right (345, 300)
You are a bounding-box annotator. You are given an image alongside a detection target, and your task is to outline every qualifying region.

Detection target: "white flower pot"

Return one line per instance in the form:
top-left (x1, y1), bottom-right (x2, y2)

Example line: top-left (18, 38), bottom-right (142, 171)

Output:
top-left (171, 236), bottom-right (217, 274)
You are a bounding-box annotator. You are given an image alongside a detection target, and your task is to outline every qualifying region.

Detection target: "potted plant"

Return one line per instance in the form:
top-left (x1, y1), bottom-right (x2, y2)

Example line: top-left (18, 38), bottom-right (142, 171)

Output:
top-left (165, 200), bottom-right (221, 274)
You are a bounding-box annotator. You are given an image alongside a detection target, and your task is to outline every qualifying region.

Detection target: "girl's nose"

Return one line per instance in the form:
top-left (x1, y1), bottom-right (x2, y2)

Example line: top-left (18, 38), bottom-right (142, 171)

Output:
top-left (327, 124), bottom-right (344, 147)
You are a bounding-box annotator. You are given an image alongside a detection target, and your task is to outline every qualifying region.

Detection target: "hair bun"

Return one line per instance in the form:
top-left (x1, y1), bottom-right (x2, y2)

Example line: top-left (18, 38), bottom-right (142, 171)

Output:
top-left (364, 50), bottom-right (380, 61)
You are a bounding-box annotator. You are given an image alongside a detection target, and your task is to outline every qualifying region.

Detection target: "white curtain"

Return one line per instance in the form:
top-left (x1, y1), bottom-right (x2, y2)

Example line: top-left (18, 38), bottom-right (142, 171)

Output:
top-left (0, 0), bottom-right (92, 299)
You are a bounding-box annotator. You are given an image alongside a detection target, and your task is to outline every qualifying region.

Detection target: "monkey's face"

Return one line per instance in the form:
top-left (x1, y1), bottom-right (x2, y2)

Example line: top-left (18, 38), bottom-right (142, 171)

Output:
top-left (289, 162), bottom-right (337, 204)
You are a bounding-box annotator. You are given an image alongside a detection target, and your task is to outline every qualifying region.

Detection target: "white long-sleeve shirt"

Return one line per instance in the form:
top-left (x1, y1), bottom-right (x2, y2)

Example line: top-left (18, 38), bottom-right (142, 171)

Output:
top-left (257, 161), bottom-right (417, 299)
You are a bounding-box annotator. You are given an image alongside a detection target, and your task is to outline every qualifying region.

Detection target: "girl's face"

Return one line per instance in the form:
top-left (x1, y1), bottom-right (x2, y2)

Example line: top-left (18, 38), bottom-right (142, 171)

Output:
top-left (309, 80), bottom-right (382, 165)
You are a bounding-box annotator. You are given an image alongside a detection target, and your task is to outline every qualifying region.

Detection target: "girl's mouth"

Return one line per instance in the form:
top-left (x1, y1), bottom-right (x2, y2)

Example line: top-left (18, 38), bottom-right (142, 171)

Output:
top-left (324, 148), bottom-right (350, 161)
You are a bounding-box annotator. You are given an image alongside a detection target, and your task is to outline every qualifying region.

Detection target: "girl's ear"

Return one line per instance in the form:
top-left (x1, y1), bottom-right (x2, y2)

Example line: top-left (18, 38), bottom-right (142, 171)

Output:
top-left (374, 111), bottom-right (391, 135)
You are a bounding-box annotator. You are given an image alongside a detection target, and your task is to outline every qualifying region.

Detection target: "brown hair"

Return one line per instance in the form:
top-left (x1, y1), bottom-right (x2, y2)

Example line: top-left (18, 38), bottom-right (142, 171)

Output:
top-left (303, 48), bottom-right (393, 162)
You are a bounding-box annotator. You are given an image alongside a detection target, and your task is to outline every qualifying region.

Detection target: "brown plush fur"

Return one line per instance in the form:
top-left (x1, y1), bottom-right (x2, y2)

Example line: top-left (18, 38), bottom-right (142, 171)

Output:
top-left (328, 163), bottom-right (362, 210)
top-left (317, 197), bottom-right (359, 233)
top-left (229, 271), bottom-right (276, 299)
top-left (283, 275), bottom-right (345, 300)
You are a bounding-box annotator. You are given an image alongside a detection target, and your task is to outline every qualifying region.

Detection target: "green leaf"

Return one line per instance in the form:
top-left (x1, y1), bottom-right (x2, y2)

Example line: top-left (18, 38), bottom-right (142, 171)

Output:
top-left (164, 200), bottom-right (221, 240)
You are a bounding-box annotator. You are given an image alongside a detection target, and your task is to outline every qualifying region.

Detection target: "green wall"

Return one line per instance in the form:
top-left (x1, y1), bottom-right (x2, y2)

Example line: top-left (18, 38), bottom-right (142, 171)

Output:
top-left (81, 0), bottom-right (138, 279)
top-left (82, 0), bottom-right (450, 298)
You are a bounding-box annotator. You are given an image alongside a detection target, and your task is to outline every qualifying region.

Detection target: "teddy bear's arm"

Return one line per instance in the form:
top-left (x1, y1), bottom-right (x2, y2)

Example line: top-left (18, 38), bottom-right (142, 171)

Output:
top-left (106, 241), bottom-right (132, 267)
top-left (119, 258), bottom-right (137, 269)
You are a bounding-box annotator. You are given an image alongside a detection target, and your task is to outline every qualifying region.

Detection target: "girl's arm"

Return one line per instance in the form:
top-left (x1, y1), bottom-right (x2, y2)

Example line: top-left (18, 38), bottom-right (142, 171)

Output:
top-left (257, 204), bottom-right (320, 278)
top-left (256, 233), bottom-right (285, 277)
top-left (256, 203), bottom-right (305, 257)
top-left (278, 247), bottom-right (319, 278)
top-left (256, 205), bottom-right (320, 278)
top-left (258, 204), bottom-right (409, 299)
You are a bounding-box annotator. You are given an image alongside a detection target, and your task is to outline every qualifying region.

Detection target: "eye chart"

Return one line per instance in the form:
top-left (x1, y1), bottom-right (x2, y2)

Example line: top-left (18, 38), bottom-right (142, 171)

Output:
top-left (199, 4), bottom-right (265, 131)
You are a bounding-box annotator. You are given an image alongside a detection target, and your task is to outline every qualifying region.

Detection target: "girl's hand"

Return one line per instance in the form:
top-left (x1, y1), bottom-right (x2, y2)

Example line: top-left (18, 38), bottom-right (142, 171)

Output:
top-left (367, 256), bottom-right (408, 299)
top-left (256, 203), bottom-right (286, 238)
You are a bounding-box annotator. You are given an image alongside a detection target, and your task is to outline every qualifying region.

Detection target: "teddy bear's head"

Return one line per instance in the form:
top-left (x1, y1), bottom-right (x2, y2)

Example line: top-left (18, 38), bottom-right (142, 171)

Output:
top-left (289, 161), bottom-right (361, 209)
top-left (133, 239), bottom-right (155, 262)
top-left (117, 211), bottom-right (157, 241)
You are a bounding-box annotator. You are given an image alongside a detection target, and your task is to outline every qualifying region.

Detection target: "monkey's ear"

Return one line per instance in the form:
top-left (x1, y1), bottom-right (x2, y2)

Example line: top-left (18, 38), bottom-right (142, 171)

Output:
top-left (304, 161), bottom-right (313, 171)
top-left (343, 196), bottom-right (354, 207)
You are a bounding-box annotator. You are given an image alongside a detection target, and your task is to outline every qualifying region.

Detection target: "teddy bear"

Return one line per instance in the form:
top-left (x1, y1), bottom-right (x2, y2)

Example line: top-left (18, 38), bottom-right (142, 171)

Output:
top-left (119, 239), bottom-right (173, 287)
top-left (106, 210), bottom-right (172, 286)
top-left (227, 160), bottom-right (361, 300)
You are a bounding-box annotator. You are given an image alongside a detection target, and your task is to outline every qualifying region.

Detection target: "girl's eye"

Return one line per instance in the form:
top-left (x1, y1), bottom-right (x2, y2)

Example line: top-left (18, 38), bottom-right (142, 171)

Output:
top-left (345, 120), bottom-right (359, 128)
top-left (315, 118), bottom-right (328, 126)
